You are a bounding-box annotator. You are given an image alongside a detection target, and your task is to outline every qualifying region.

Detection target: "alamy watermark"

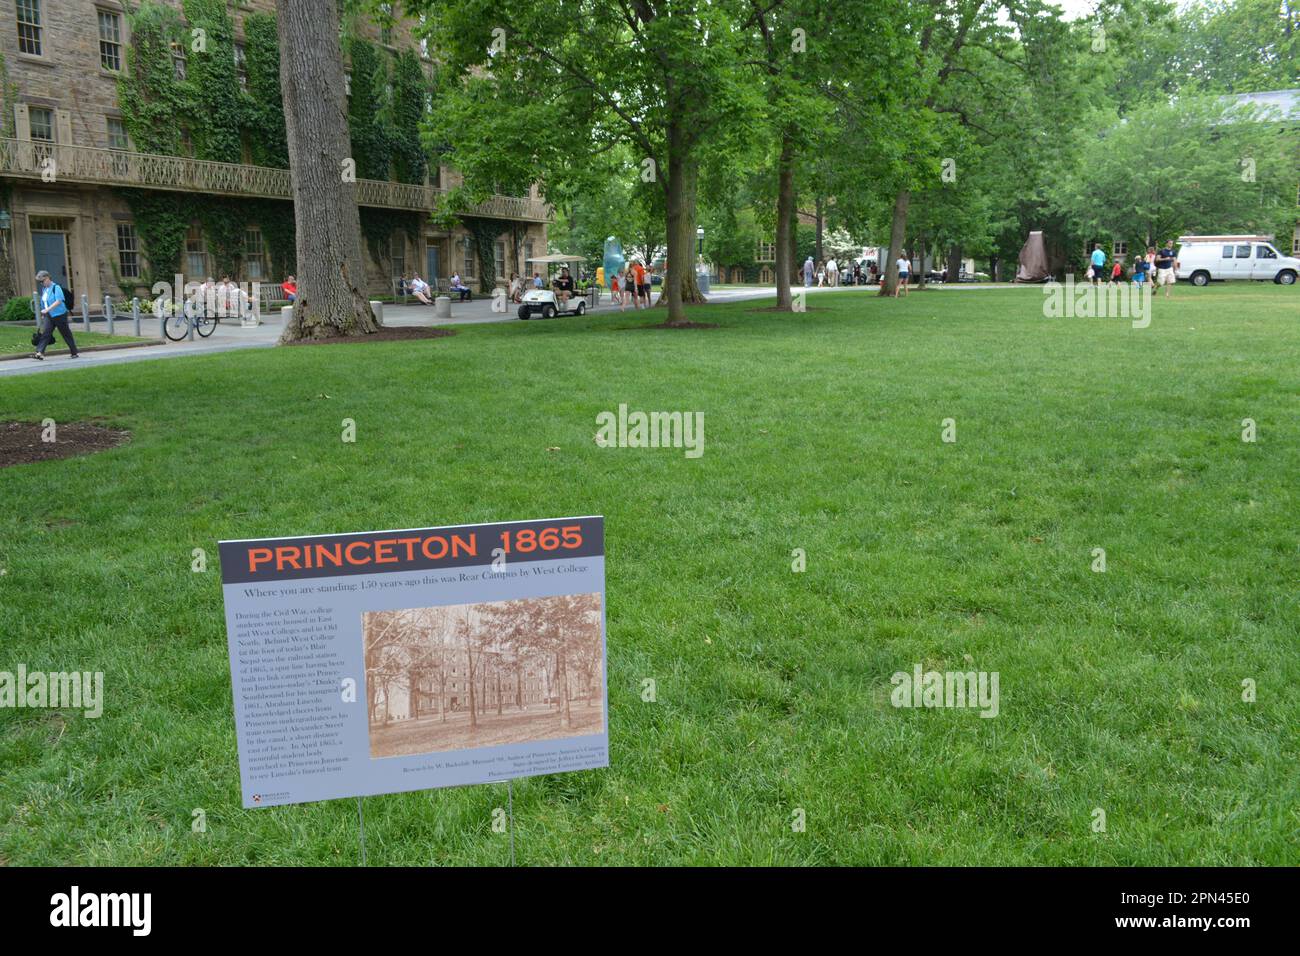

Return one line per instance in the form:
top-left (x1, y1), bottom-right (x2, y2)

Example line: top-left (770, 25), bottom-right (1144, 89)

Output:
top-left (595, 403), bottom-right (704, 458)
top-left (0, 665), bottom-right (103, 718)
top-left (891, 664), bottom-right (999, 717)
top-left (150, 273), bottom-right (262, 323)
top-left (1043, 275), bottom-right (1152, 329)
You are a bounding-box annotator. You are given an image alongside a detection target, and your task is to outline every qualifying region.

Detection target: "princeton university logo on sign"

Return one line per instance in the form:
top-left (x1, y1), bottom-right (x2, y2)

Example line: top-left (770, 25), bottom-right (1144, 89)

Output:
top-left (218, 517), bottom-right (608, 808)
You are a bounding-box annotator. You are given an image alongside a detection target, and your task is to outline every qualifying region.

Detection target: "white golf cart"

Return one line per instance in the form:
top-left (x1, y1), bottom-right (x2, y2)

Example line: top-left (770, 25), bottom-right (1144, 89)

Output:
top-left (518, 253), bottom-right (592, 319)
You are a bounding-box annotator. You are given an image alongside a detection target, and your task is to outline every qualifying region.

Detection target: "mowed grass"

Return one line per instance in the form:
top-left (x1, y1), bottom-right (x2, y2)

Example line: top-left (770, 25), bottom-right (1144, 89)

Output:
top-left (0, 325), bottom-right (141, 355)
top-left (0, 285), bottom-right (1296, 866)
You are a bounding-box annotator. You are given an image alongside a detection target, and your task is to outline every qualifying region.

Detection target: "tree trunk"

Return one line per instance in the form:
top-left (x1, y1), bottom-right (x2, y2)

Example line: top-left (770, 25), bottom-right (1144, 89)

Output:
top-left (947, 243), bottom-right (962, 284)
top-left (774, 129), bottom-right (795, 311)
top-left (467, 661), bottom-right (477, 728)
top-left (914, 232), bottom-right (926, 290)
top-left (559, 647), bottom-right (571, 729)
top-left (881, 188), bottom-right (910, 296)
top-left (662, 134), bottom-right (706, 323)
top-left (787, 185), bottom-right (799, 286)
top-left (814, 196), bottom-right (824, 264)
top-left (275, 0), bottom-right (378, 341)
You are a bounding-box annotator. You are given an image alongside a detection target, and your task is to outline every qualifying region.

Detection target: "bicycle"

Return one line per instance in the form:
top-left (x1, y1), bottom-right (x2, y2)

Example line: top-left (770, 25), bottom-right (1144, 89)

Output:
top-left (162, 299), bottom-right (221, 341)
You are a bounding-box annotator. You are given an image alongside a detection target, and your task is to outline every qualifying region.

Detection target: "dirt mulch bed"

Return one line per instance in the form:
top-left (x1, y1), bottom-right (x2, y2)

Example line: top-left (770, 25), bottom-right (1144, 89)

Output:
top-left (283, 327), bottom-right (457, 346)
top-left (1, 420), bottom-right (131, 468)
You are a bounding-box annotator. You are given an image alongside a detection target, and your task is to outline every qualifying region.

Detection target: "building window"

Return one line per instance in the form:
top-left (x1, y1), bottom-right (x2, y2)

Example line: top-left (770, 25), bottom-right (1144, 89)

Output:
top-left (756, 240), bottom-right (776, 261)
top-left (16, 0), bottom-right (42, 56)
top-left (98, 10), bottom-right (123, 71)
top-left (107, 117), bottom-right (129, 150)
top-left (233, 43), bottom-right (247, 90)
top-left (389, 233), bottom-right (405, 283)
top-left (344, 72), bottom-right (352, 97)
top-left (117, 224), bottom-right (140, 279)
top-left (186, 224), bottom-right (208, 279)
top-left (524, 240), bottom-right (534, 269)
top-left (171, 42), bottom-right (187, 79)
top-left (1112, 240), bottom-right (1127, 257)
top-left (494, 240), bottom-right (506, 279)
top-left (462, 238), bottom-right (475, 278)
top-left (244, 228), bottom-right (265, 280)
top-left (379, 2), bottom-right (394, 45)
top-left (29, 107), bottom-right (53, 141)
top-left (180, 125), bottom-right (194, 156)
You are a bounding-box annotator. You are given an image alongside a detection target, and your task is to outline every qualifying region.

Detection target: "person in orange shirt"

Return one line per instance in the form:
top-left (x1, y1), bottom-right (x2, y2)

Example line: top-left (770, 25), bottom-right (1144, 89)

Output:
top-left (632, 259), bottom-right (647, 309)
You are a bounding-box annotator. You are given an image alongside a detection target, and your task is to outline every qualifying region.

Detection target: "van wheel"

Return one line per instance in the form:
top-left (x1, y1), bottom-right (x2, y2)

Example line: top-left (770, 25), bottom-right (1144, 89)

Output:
top-left (575, 301), bottom-right (586, 315)
top-left (542, 304), bottom-right (557, 319)
top-left (1276, 270), bottom-right (1297, 286)
top-left (518, 307), bottom-right (530, 320)
top-left (1190, 271), bottom-right (1210, 287)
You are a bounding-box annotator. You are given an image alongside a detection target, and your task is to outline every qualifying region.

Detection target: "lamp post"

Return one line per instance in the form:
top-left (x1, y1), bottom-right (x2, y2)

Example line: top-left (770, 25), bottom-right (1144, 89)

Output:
top-left (696, 226), bottom-right (704, 258)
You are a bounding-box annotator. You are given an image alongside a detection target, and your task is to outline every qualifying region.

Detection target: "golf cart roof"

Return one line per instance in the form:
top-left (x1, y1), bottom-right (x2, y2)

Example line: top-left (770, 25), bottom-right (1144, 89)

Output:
top-left (526, 253), bottom-right (586, 264)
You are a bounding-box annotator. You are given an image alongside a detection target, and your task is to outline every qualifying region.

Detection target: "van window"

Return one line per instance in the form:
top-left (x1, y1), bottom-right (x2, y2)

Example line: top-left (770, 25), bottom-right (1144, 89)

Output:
top-left (1222, 245), bottom-right (1235, 258)
top-left (1256, 246), bottom-right (1276, 259)
top-left (1236, 245), bottom-right (1252, 258)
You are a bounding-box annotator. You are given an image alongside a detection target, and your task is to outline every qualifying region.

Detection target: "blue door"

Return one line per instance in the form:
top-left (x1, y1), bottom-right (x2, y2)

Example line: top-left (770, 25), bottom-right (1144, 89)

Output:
top-left (426, 245), bottom-right (440, 290)
top-left (32, 231), bottom-right (71, 298)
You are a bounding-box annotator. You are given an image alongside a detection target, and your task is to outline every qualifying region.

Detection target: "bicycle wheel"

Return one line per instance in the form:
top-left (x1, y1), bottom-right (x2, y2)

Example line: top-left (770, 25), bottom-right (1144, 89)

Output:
top-left (196, 315), bottom-right (219, 338)
top-left (164, 312), bottom-right (191, 341)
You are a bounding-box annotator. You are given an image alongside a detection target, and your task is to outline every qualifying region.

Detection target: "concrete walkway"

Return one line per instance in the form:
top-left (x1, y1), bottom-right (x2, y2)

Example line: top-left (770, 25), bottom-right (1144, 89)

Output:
top-left (0, 282), bottom-right (1018, 378)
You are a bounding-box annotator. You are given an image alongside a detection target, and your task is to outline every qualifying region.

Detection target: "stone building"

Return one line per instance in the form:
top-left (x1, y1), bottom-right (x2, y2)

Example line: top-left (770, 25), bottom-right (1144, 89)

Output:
top-left (372, 653), bottom-right (552, 724)
top-left (0, 0), bottom-right (548, 306)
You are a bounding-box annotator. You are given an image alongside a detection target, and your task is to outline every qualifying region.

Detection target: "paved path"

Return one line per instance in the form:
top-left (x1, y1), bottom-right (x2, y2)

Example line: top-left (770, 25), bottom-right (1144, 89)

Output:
top-left (1, 282), bottom-right (1023, 379)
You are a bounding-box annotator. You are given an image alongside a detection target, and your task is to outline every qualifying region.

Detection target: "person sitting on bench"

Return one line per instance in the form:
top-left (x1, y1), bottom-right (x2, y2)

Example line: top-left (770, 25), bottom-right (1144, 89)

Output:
top-left (409, 274), bottom-right (433, 304)
top-left (449, 273), bottom-right (472, 302)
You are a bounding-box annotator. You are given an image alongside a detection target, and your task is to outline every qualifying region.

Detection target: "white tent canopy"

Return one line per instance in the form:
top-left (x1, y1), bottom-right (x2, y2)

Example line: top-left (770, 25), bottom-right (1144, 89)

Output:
top-left (525, 253), bottom-right (586, 264)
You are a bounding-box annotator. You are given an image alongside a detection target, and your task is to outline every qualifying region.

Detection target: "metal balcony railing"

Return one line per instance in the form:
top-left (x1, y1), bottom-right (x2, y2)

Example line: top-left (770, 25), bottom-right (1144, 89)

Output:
top-left (0, 138), bottom-right (552, 221)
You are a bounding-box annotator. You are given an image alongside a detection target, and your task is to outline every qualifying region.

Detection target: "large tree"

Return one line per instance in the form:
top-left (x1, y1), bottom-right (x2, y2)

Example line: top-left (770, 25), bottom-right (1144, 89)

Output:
top-left (416, 0), bottom-right (762, 326)
top-left (276, 0), bottom-right (379, 341)
top-left (1049, 95), bottom-right (1299, 258)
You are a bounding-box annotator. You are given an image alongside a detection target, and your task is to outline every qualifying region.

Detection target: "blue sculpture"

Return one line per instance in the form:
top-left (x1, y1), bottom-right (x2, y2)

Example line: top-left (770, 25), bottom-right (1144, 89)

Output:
top-left (603, 236), bottom-right (626, 288)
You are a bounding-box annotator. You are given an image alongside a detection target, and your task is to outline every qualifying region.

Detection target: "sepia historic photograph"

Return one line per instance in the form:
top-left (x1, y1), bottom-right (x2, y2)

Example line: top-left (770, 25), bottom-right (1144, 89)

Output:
top-left (363, 593), bottom-right (605, 759)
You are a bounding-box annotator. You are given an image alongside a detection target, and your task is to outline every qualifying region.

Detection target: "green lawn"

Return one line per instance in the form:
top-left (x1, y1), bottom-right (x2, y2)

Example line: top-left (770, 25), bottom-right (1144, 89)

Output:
top-left (1, 285), bottom-right (1296, 865)
top-left (0, 325), bottom-right (141, 355)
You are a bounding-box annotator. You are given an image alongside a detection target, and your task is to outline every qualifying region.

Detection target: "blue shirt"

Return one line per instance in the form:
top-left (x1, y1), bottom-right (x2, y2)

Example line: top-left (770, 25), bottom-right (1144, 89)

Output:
top-left (41, 283), bottom-right (67, 318)
top-left (1090, 249), bottom-right (1106, 268)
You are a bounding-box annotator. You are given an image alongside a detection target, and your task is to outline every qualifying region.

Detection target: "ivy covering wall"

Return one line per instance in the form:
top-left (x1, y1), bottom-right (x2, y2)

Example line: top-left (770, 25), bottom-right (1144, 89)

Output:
top-left (117, 190), bottom-right (296, 288)
top-left (114, 2), bottom-right (432, 286)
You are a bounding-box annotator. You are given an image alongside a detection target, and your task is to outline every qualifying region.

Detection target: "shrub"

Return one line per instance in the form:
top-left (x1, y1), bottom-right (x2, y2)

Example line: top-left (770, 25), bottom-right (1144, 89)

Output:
top-left (1, 295), bottom-right (35, 322)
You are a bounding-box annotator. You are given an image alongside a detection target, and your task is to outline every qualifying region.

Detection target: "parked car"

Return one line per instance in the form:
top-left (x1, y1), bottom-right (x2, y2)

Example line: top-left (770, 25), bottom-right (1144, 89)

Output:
top-left (1176, 236), bottom-right (1299, 286)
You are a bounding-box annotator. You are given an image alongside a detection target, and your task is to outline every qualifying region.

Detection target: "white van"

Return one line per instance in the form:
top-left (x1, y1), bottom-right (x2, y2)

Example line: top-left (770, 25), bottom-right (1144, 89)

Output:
top-left (1176, 235), bottom-right (1299, 286)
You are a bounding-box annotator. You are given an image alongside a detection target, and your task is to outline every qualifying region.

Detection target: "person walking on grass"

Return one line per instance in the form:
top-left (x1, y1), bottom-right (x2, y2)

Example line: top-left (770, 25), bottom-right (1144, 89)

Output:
top-left (32, 270), bottom-right (78, 361)
top-left (1089, 243), bottom-right (1106, 286)
top-left (1131, 253), bottom-right (1149, 288)
top-left (803, 256), bottom-right (814, 287)
top-left (895, 255), bottom-right (910, 297)
top-left (1155, 240), bottom-right (1178, 298)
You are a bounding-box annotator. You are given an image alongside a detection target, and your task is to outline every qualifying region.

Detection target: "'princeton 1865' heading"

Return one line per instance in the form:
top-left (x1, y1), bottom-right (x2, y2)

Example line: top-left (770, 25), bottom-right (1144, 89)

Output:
top-left (219, 517), bottom-right (603, 584)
